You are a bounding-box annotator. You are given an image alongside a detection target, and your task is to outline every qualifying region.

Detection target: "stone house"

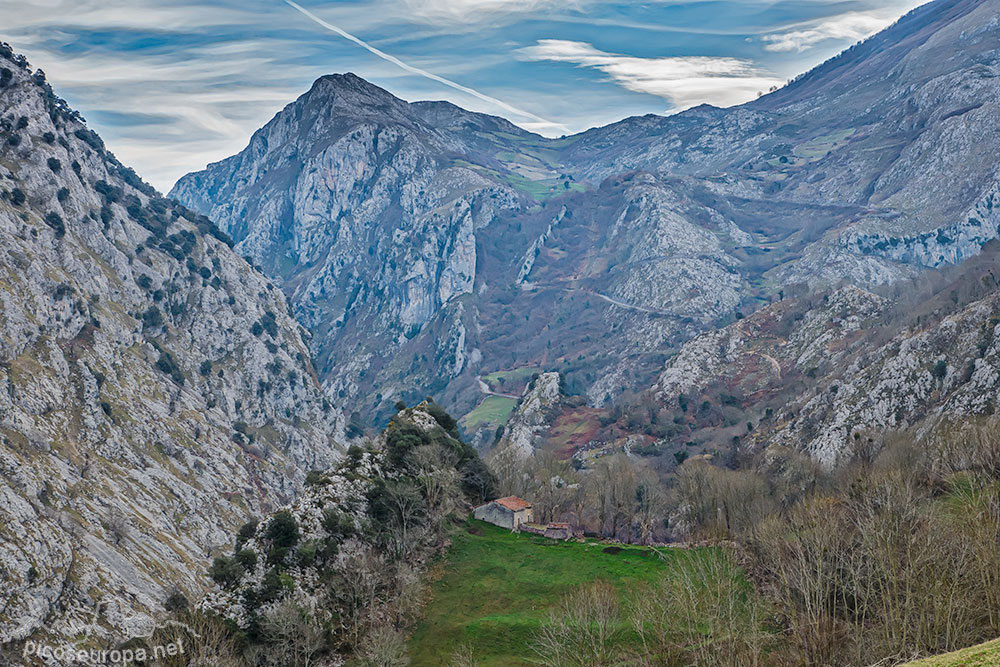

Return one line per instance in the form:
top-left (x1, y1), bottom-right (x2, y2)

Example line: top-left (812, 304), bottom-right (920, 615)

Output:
top-left (473, 496), bottom-right (533, 530)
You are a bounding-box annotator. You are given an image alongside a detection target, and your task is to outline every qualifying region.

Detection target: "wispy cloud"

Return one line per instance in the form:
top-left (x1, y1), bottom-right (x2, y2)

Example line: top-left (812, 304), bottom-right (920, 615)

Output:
top-left (761, 7), bottom-right (915, 53)
top-left (401, 0), bottom-right (585, 24)
top-left (519, 39), bottom-right (784, 111)
top-left (284, 0), bottom-right (566, 132)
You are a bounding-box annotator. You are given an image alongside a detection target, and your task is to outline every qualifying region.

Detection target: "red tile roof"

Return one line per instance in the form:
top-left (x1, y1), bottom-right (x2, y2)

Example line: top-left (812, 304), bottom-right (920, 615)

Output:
top-left (494, 496), bottom-right (532, 511)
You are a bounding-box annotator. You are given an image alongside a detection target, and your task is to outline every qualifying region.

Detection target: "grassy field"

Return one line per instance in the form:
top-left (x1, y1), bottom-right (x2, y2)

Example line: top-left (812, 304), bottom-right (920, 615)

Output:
top-left (482, 366), bottom-right (539, 393)
top-left (407, 519), bottom-right (718, 666)
top-left (460, 395), bottom-right (518, 431)
top-left (902, 639), bottom-right (1000, 666)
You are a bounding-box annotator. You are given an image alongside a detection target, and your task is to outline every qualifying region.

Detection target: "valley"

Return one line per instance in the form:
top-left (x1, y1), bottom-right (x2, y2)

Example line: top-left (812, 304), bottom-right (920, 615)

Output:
top-left (5, 0), bottom-right (1000, 664)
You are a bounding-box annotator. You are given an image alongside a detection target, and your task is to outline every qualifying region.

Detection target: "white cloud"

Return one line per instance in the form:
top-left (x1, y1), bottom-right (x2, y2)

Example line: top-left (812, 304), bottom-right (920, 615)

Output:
top-left (285, 0), bottom-right (565, 132)
top-left (401, 0), bottom-right (585, 24)
top-left (761, 8), bottom-right (911, 53)
top-left (519, 39), bottom-right (784, 111)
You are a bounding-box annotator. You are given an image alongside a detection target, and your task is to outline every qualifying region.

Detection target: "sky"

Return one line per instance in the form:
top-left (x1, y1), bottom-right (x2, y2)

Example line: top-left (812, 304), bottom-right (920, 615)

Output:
top-left (1, 0), bottom-right (925, 192)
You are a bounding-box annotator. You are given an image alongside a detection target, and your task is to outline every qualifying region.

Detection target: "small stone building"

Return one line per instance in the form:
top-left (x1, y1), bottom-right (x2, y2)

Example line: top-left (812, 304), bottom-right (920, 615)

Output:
top-left (473, 496), bottom-right (533, 530)
top-left (522, 521), bottom-right (575, 541)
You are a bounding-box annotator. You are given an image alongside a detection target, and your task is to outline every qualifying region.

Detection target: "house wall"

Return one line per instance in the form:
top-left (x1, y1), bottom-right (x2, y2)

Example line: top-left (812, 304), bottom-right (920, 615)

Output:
top-left (474, 502), bottom-right (515, 529)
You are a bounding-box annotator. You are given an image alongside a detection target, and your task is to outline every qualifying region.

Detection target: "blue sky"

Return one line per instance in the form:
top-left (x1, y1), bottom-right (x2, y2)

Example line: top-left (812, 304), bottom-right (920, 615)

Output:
top-left (2, 0), bottom-right (924, 191)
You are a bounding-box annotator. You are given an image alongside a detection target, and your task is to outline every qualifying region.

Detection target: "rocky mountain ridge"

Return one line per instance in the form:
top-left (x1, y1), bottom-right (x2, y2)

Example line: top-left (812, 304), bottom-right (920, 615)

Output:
top-left (652, 241), bottom-right (1000, 464)
top-left (0, 46), bottom-right (341, 653)
top-left (172, 0), bottom-right (1000, 440)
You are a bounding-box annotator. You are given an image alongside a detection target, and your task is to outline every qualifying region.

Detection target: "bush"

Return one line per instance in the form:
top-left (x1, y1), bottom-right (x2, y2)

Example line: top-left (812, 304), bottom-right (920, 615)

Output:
top-left (236, 519), bottom-right (258, 550)
top-left (44, 211), bottom-right (65, 238)
top-left (425, 401), bottom-right (459, 437)
top-left (73, 128), bottom-right (104, 152)
top-left (164, 588), bottom-right (189, 612)
top-left (304, 470), bottom-right (329, 486)
top-left (261, 310), bottom-right (278, 338)
top-left (199, 360), bottom-right (212, 376)
top-left (142, 305), bottom-right (164, 329)
top-left (57, 187), bottom-right (69, 202)
top-left (10, 187), bottom-right (24, 206)
top-left (94, 180), bottom-right (121, 203)
top-left (209, 556), bottom-right (243, 590)
top-left (235, 548), bottom-right (258, 570)
top-left (46, 157), bottom-right (61, 173)
top-left (136, 274), bottom-right (152, 290)
top-left (155, 349), bottom-right (184, 386)
top-left (265, 510), bottom-right (300, 565)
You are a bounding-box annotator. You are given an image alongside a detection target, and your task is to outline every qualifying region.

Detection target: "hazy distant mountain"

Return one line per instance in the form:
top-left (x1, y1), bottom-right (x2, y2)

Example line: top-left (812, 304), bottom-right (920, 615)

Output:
top-left (0, 45), bottom-right (340, 644)
top-left (171, 0), bottom-right (1000, 437)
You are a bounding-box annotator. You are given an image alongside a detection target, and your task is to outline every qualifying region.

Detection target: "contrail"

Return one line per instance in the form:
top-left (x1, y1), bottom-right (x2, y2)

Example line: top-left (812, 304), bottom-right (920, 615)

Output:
top-left (283, 0), bottom-right (567, 132)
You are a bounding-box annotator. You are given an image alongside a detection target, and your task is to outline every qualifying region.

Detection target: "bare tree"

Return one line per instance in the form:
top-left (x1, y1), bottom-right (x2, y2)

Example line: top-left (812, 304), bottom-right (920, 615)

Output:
top-left (532, 581), bottom-right (624, 666)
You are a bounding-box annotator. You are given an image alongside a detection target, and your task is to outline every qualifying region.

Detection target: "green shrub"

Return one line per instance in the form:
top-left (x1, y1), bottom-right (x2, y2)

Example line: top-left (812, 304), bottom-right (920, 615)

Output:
top-left (46, 157), bottom-right (61, 173)
top-left (155, 350), bottom-right (184, 386)
top-left (209, 556), bottom-right (243, 590)
top-left (164, 588), bottom-right (189, 612)
top-left (265, 511), bottom-right (299, 565)
top-left (235, 549), bottom-right (258, 570)
top-left (236, 519), bottom-right (258, 550)
top-left (44, 211), bottom-right (65, 238)
top-left (73, 128), bottom-right (104, 152)
top-left (305, 470), bottom-right (329, 486)
top-left (425, 401), bottom-right (459, 437)
top-left (142, 305), bottom-right (164, 329)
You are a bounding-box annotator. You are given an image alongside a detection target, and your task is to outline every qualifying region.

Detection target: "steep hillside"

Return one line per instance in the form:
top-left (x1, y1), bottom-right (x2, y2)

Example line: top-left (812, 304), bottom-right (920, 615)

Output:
top-left (172, 0), bottom-right (1000, 431)
top-left (0, 46), bottom-right (341, 648)
top-left (194, 401), bottom-right (493, 665)
top-left (654, 241), bottom-right (1000, 464)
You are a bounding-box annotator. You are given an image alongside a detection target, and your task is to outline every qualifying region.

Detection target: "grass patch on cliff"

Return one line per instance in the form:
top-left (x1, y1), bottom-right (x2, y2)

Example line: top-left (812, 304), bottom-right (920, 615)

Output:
top-left (407, 519), bottom-right (721, 666)
top-left (460, 396), bottom-right (517, 431)
top-left (482, 366), bottom-right (538, 392)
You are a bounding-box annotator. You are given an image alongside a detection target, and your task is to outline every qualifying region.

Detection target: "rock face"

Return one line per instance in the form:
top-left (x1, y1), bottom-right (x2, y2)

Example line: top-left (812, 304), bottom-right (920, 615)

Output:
top-left (653, 242), bottom-right (1000, 464)
top-left (172, 0), bottom-right (1000, 427)
top-left (0, 47), bottom-right (341, 649)
top-left (499, 372), bottom-right (562, 458)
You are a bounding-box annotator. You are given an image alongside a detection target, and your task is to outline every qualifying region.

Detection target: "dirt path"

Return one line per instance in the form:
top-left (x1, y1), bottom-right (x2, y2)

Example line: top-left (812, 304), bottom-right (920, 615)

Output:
top-left (476, 376), bottom-right (520, 400)
top-left (757, 352), bottom-right (782, 379)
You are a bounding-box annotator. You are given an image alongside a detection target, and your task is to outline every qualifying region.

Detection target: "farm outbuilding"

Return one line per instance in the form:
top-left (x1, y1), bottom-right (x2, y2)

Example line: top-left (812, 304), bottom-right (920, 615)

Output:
top-left (473, 496), bottom-right (533, 530)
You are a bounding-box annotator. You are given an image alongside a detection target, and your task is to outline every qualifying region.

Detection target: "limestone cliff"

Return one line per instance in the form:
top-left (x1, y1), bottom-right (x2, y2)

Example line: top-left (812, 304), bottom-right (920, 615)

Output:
top-left (0, 46), bottom-right (341, 651)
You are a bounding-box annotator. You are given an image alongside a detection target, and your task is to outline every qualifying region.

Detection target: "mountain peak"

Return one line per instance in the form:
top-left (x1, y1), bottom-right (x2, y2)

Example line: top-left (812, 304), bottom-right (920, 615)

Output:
top-left (308, 71), bottom-right (401, 105)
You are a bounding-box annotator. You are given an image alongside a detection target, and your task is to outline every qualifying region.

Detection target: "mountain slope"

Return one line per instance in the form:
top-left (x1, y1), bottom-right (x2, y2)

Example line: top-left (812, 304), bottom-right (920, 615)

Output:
top-left (0, 46), bottom-right (341, 647)
top-left (654, 241), bottom-right (1000, 464)
top-left (171, 0), bottom-right (1000, 435)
